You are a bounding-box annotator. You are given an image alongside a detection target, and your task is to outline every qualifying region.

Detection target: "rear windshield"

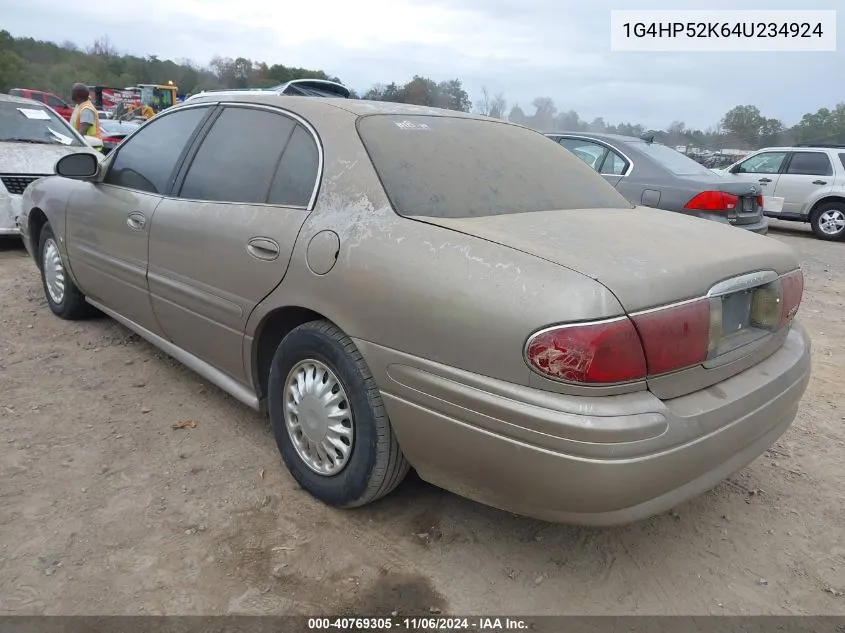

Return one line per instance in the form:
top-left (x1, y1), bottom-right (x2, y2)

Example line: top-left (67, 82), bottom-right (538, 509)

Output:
top-left (357, 114), bottom-right (631, 218)
top-left (0, 100), bottom-right (82, 147)
top-left (626, 141), bottom-right (713, 176)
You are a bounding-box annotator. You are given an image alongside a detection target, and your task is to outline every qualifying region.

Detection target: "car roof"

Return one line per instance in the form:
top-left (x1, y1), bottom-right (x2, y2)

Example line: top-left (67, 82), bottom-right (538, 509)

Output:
top-left (181, 92), bottom-right (491, 121)
top-left (546, 131), bottom-right (645, 144)
top-left (1, 93), bottom-right (50, 106)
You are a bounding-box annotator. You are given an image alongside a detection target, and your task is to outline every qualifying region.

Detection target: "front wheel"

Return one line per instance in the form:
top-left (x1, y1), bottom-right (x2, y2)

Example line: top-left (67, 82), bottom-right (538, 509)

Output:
top-left (268, 320), bottom-right (409, 508)
top-left (38, 222), bottom-right (95, 319)
top-left (810, 202), bottom-right (845, 241)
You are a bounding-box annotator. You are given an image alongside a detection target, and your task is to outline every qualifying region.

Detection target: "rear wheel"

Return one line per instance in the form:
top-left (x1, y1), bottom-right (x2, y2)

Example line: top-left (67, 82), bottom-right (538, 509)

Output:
top-left (38, 223), bottom-right (94, 319)
top-left (268, 320), bottom-right (409, 508)
top-left (810, 202), bottom-right (845, 241)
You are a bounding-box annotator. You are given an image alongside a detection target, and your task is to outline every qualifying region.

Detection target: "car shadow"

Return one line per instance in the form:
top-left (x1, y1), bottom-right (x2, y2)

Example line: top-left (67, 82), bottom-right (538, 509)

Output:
top-left (766, 220), bottom-right (816, 240)
top-left (0, 236), bottom-right (26, 251)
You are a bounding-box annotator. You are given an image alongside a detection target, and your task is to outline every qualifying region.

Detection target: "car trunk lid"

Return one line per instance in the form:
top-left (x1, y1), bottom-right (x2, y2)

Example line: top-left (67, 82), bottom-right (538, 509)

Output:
top-left (413, 205), bottom-right (801, 398)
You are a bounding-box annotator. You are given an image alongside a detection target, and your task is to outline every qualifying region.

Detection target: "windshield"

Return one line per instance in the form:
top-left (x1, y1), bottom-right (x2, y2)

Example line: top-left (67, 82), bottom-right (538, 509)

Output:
top-left (357, 115), bottom-right (631, 218)
top-left (0, 101), bottom-right (82, 146)
top-left (626, 140), bottom-right (713, 176)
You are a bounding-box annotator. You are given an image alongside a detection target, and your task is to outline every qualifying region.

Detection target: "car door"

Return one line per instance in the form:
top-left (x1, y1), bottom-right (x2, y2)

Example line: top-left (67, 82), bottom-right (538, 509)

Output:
top-left (147, 104), bottom-right (320, 382)
top-left (771, 151), bottom-right (835, 217)
top-left (65, 104), bottom-right (214, 335)
top-left (724, 150), bottom-right (788, 197)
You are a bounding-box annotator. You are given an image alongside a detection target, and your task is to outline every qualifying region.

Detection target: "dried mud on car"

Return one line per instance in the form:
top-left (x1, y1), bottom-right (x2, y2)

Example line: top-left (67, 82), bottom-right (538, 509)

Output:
top-left (0, 220), bottom-right (843, 615)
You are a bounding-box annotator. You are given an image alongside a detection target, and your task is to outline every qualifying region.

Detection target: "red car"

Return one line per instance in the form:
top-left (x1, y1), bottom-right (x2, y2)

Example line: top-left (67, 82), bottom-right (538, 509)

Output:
top-left (7, 88), bottom-right (74, 121)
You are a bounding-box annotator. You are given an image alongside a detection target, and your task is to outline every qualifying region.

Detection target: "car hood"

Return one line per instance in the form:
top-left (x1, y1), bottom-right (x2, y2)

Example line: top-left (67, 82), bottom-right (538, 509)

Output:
top-left (412, 206), bottom-right (798, 312)
top-left (0, 142), bottom-right (90, 175)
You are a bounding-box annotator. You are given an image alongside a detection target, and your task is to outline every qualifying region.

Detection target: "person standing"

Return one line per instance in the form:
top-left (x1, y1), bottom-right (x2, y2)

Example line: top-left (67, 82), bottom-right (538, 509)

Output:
top-left (69, 83), bottom-right (101, 139)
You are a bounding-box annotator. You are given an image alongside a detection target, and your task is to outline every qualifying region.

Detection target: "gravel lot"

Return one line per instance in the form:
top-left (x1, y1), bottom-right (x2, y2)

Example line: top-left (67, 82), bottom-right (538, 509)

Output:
top-left (1, 220), bottom-right (843, 616)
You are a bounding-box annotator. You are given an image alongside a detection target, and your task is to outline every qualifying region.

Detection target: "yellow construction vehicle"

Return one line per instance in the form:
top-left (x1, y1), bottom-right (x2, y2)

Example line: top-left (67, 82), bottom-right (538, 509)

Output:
top-left (121, 82), bottom-right (178, 120)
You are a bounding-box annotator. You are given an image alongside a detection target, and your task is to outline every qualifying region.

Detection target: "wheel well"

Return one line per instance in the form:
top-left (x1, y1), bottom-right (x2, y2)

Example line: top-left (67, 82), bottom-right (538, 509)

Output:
top-left (809, 196), bottom-right (845, 221)
top-left (253, 306), bottom-right (327, 403)
top-left (28, 208), bottom-right (48, 268)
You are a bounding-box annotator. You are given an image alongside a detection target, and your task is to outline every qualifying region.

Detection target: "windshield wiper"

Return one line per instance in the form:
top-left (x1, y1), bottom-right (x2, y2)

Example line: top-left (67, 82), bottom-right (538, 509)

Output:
top-left (0, 138), bottom-right (61, 145)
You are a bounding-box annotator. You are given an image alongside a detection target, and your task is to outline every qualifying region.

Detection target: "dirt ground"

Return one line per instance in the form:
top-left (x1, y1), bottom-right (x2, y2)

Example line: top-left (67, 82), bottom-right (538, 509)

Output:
top-left (0, 219), bottom-right (843, 617)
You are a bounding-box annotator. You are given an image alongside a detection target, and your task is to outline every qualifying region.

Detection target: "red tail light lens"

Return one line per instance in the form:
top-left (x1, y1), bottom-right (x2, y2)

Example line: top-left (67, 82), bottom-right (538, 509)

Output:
top-left (525, 318), bottom-right (647, 384)
top-left (779, 269), bottom-right (804, 326)
top-left (756, 194), bottom-right (764, 208)
top-left (630, 299), bottom-right (712, 376)
top-left (102, 136), bottom-right (122, 144)
top-left (685, 191), bottom-right (738, 212)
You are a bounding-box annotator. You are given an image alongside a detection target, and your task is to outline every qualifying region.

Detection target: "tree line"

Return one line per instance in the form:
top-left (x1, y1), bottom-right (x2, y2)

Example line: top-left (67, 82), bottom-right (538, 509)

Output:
top-left (2, 30), bottom-right (843, 150)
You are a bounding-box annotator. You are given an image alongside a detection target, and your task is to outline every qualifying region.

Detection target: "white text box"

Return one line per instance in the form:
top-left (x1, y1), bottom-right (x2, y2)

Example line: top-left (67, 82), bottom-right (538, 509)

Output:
top-left (610, 10), bottom-right (836, 52)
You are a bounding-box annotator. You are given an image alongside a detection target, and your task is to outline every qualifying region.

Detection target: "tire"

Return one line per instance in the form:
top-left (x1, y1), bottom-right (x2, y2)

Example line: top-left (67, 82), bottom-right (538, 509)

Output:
top-left (268, 320), bottom-right (409, 508)
top-left (38, 222), bottom-right (94, 319)
top-left (810, 202), bottom-right (845, 241)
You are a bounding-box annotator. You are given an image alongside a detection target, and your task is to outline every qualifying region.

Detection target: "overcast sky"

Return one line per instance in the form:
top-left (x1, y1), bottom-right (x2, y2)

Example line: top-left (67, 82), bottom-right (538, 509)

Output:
top-left (2, 0), bottom-right (842, 129)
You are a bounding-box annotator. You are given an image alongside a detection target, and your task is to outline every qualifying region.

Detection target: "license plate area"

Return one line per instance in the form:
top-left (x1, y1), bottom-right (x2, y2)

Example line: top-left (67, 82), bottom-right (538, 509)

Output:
top-left (737, 195), bottom-right (760, 217)
top-left (706, 271), bottom-right (781, 363)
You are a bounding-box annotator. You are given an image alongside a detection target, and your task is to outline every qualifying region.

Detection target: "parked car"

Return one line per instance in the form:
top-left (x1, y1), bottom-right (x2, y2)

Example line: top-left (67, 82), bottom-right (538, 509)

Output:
top-left (547, 132), bottom-right (768, 234)
top-left (8, 88), bottom-right (74, 121)
top-left (714, 145), bottom-right (845, 241)
top-left (18, 95), bottom-right (810, 525)
top-left (0, 94), bottom-right (101, 236)
top-left (98, 118), bottom-right (141, 155)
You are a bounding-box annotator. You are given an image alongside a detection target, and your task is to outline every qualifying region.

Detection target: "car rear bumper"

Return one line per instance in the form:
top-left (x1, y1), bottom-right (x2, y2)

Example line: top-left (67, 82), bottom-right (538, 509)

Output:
top-left (358, 323), bottom-right (811, 526)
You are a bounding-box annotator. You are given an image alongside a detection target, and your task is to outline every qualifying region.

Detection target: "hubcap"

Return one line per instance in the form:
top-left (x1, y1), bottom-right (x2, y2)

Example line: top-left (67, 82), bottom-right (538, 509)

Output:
top-left (819, 209), bottom-right (845, 235)
top-left (43, 238), bottom-right (66, 304)
top-left (283, 359), bottom-right (354, 476)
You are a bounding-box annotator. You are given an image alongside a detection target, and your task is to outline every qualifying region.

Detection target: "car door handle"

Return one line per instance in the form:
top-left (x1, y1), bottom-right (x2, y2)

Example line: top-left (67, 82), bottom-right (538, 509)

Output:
top-left (246, 237), bottom-right (280, 261)
top-left (758, 178), bottom-right (772, 183)
top-left (812, 180), bottom-right (827, 185)
top-left (126, 212), bottom-right (146, 230)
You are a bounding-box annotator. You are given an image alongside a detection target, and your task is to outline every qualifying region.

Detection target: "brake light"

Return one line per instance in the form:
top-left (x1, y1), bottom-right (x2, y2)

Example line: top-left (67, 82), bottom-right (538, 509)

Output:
top-left (779, 269), bottom-right (804, 326)
top-left (685, 191), bottom-right (738, 212)
top-left (525, 318), bottom-right (647, 384)
top-left (630, 299), bottom-right (712, 376)
top-left (102, 136), bottom-right (122, 144)
top-left (756, 195), bottom-right (764, 208)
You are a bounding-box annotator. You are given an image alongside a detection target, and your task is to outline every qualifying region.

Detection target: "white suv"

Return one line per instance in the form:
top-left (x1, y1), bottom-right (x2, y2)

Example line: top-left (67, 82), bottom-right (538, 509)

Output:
top-left (717, 145), bottom-right (845, 241)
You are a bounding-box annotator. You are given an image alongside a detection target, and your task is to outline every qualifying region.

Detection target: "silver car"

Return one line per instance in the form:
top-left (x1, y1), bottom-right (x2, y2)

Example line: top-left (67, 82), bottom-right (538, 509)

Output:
top-left (548, 132), bottom-right (768, 234)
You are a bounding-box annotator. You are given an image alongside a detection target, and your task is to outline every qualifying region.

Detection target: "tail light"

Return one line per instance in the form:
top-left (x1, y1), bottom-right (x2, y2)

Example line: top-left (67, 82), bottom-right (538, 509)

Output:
top-left (102, 136), bottom-right (122, 144)
top-left (779, 269), bottom-right (804, 326)
top-left (524, 318), bottom-right (647, 384)
top-left (629, 299), bottom-right (712, 376)
top-left (525, 270), bottom-right (803, 385)
top-left (756, 194), bottom-right (764, 208)
top-left (685, 191), bottom-right (738, 212)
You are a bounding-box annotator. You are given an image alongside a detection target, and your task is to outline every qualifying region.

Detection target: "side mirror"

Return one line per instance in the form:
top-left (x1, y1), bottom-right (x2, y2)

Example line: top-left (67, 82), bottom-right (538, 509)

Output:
top-left (55, 153), bottom-right (100, 179)
top-left (84, 136), bottom-right (104, 149)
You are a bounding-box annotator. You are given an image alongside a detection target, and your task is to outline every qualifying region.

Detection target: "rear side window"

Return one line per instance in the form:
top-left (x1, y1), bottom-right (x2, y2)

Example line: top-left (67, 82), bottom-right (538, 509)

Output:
top-left (105, 106), bottom-right (209, 194)
top-left (179, 106), bottom-right (299, 204)
top-left (45, 95), bottom-right (66, 108)
top-left (267, 125), bottom-right (320, 207)
top-left (786, 151), bottom-right (833, 176)
top-left (558, 138), bottom-right (607, 172)
top-left (357, 115), bottom-right (630, 218)
top-left (839, 153), bottom-right (845, 170)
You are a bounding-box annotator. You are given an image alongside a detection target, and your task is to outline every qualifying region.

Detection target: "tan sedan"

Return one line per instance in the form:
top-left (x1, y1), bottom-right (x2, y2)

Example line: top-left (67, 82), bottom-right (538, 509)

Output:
top-left (17, 94), bottom-right (811, 526)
